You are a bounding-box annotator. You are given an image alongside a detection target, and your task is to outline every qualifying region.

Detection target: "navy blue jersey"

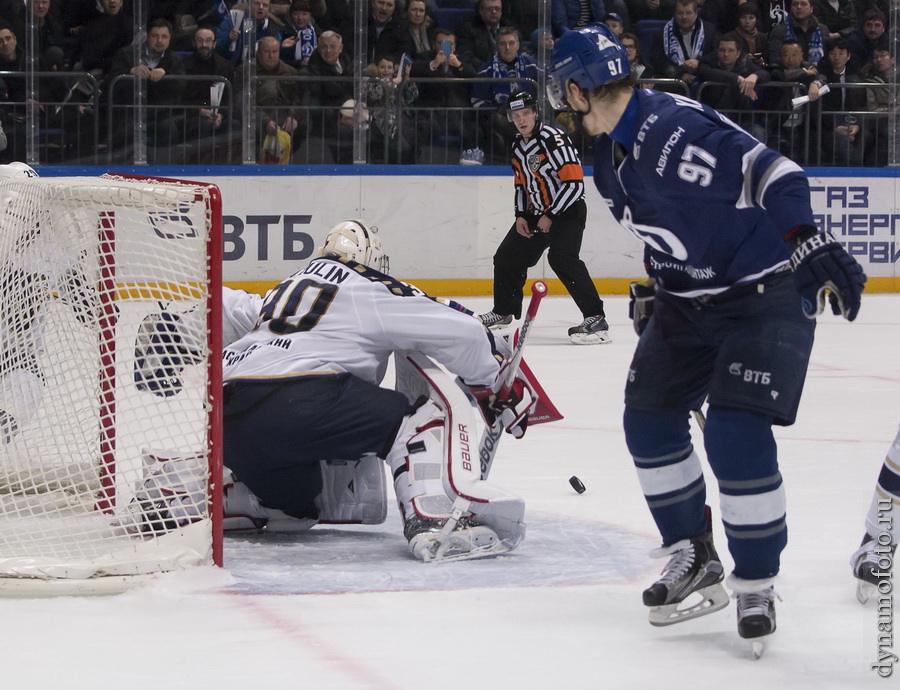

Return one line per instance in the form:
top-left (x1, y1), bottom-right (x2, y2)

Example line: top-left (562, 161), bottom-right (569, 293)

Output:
top-left (593, 89), bottom-right (815, 296)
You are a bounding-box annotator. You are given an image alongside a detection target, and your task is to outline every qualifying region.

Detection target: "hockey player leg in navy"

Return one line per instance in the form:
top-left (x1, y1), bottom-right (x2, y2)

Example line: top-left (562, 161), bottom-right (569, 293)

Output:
top-left (851, 423), bottom-right (899, 604)
top-left (548, 24), bottom-right (864, 645)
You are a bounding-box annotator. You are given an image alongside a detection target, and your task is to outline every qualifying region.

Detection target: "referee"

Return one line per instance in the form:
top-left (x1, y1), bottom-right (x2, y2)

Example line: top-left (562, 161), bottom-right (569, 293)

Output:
top-left (479, 92), bottom-right (610, 344)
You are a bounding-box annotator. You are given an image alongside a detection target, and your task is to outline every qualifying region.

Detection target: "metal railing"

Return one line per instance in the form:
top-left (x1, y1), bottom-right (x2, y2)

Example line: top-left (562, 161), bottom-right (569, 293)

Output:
top-left (0, 72), bottom-right (895, 168)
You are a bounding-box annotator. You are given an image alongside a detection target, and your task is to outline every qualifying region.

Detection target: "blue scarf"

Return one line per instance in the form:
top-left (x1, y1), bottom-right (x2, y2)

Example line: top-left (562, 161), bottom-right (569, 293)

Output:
top-left (486, 52), bottom-right (534, 102)
top-left (784, 15), bottom-right (823, 64)
top-left (292, 26), bottom-right (317, 61)
top-left (663, 20), bottom-right (705, 64)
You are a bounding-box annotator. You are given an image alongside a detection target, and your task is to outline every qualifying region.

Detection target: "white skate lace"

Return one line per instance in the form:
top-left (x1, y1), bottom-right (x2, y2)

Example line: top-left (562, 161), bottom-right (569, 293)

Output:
top-left (656, 544), bottom-right (696, 585)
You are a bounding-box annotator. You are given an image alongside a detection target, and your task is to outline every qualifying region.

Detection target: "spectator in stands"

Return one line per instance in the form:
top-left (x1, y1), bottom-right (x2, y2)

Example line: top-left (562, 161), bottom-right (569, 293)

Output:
top-left (216, 0), bottom-right (283, 66)
top-left (106, 18), bottom-right (186, 162)
top-left (13, 0), bottom-right (65, 72)
top-left (182, 26), bottom-right (235, 162)
top-left (375, 0), bottom-right (433, 63)
top-left (767, 39), bottom-right (822, 163)
top-left (367, 0), bottom-right (400, 64)
top-left (524, 28), bottom-right (554, 58)
top-left (847, 9), bottom-right (886, 72)
top-left (552, 0), bottom-right (606, 37)
top-left (628, 0), bottom-right (676, 25)
top-left (813, 36), bottom-right (866, 165)
top-left (236, 35), bottom-right (303, 162)
top-left (71, 0), bottom-right (133, 76)
top-left (734, 2), bottom-right (768, 68)
top-left (860, 38), bottom-right (894, 166)
top-left (280, 0), bottom-right (318, 69)
top-left (650, 0), bottom-right (720, 83)
top-left (604, 12), bottom-right (626, 37)
top-left (456, 0), bottom-right (513, 71)
top-left (620, 31), bottom-right (655, 82)
top-left (811, 0), bottom-right (857, 43)
top-left (0, 25), bottom-right (25, 163)
top-left (471, 27), bottom-right (538, 109)
top-left (365, 54), bottom-right (417, 163)
top-left (695, 32), bottom-right (771, 139)
top-left (471, 27), bottom-right (537, 161)
top-left (304, 30), bottom-right (354, 161)
top-left (768, 0), bottom-right (825, 67)
top-left (409, 28), bottom-right (477, 162)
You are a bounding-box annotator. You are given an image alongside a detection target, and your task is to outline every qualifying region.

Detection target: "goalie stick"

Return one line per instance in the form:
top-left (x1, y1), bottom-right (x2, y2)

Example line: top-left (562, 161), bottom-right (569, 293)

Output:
top-left (479, 280), bottom-right (548, 480)
top-left (426, 282), bottom-right (547, 562)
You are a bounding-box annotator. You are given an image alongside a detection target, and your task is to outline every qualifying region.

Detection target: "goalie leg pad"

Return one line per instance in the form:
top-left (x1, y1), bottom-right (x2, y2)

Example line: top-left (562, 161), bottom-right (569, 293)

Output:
top-left (129, 449), bottom-right (207, 534)
top-left (223, 467), bottom-right (318, 532)
top-left (316, 453), bottom-right (388, 525)
top-left (385, 383), bottom-right (526, 562)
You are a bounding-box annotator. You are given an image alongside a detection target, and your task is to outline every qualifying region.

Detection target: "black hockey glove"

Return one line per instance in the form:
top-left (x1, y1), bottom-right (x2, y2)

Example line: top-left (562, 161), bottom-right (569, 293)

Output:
top-left (628, 279), bottom-right (656, 336)
top-left (788, 227), bottom-right (866, 321)
top-left (134, 312), bottom-right (202, 398)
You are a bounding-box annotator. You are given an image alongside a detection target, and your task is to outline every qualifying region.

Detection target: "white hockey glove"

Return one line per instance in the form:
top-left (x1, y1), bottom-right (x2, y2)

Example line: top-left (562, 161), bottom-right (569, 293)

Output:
top-left (468, 363), bottom-right (537, 439)
top-left (134, 311), bottom-right (202, 397)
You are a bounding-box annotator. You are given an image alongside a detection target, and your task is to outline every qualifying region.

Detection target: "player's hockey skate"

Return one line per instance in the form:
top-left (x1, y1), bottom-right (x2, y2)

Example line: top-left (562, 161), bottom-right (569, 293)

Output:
top-left (729, 575), bottom-right (778, 659)
top-left (568, 315), bottom-right (611, 345)
top-left (643, 531), bottom-right (728, 626)
top-left (478, 311), bottom-right (513, 329)
top-left (851, 534), bottom-right (896, 604)
top-left (405, 515), bottom-right (510, 563)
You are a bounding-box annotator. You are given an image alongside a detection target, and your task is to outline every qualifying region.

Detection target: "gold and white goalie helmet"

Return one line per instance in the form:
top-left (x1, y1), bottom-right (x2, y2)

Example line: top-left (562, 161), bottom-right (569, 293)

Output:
top-left (315, 219), bottom-right (389, 273)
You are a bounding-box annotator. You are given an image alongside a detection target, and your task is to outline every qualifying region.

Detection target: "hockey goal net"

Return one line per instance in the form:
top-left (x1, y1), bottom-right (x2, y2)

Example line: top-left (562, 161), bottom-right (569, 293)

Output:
top-left (0, 173), bottom-right (222, 595)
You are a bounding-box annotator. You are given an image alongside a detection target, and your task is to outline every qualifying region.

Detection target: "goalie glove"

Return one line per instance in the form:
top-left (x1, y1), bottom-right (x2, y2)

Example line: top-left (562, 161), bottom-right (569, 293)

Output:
top-left (628, 278), bottom-right (656, 336)
top-left (788, 226), bottom-right (866, 321)
top-left (468, 363), bottom-right (538, 439)
top-left (134, 311), bottom-right (202, 398)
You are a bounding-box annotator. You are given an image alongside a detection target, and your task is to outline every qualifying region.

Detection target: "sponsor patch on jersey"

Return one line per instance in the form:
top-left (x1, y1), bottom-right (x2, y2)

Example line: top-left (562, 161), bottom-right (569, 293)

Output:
top-left (528, 154), bottom-right (542, 171)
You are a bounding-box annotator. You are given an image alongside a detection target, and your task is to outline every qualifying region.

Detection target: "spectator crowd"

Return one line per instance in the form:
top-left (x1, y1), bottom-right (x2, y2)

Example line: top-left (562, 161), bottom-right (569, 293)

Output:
top-left (0, 0), bottom-right (894, 166)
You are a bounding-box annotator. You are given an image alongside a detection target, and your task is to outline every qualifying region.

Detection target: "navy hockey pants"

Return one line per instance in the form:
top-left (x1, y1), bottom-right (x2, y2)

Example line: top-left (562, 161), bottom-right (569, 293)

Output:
top-left (223, 373), bottom-right (410, 520)
top-left (491, 200), bottom-right (604, 319)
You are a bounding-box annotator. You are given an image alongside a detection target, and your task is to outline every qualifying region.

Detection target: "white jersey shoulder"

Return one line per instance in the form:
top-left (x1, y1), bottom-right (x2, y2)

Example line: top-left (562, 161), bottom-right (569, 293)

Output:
top-left (223, 258), bottom-right (500, 387)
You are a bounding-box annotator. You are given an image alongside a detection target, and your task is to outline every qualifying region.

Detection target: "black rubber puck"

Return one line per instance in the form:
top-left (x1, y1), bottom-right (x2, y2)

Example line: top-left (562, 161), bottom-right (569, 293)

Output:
top-left (569, 475), bottom-right (586, 494)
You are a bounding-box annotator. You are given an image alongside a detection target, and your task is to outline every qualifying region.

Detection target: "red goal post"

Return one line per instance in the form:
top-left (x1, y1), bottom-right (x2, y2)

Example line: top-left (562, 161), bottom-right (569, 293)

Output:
top-left (0, 172), bottom-right (223, 595)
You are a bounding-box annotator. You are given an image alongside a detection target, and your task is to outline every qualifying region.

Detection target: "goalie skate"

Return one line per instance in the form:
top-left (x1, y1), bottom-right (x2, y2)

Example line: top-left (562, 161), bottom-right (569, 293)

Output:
top-left (643, 533), bottom-right (728, 626)
top-left (851, 534), bottom-right (895, 604)
top-left (405, 516), bottom-right (511, 563)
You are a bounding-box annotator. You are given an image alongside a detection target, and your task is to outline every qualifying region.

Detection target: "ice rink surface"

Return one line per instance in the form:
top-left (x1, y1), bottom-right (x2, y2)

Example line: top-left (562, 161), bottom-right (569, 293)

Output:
top-left (2, 293), bottom-right (898, 689)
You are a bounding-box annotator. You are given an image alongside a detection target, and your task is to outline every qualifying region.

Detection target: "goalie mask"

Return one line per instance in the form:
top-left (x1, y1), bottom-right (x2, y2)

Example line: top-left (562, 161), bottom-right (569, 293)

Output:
top-left (315, 220), bottom-right (389, 273)
top-left (0, 162), bottom-right (39, 179)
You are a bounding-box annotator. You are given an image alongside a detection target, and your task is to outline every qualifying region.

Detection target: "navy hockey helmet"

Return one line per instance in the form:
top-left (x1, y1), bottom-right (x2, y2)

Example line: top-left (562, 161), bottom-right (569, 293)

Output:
top-left (547, 23), bottom-right (630, 109)
top-left (506, 90), bottom-right (539, 122)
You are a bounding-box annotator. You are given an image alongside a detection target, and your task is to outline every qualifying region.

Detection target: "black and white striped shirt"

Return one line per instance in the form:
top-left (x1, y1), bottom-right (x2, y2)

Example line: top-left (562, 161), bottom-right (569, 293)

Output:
top-left (511, 122), bottom-right (585, 218)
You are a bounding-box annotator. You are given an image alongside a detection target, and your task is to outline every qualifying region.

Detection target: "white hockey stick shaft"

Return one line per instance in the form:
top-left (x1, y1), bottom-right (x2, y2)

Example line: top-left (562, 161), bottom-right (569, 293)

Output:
top-left (479, 280), bottom-right (548, 480)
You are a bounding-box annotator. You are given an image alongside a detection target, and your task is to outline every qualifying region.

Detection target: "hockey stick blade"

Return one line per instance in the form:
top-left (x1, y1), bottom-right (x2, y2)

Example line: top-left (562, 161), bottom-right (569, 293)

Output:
top-left (479, 281), bottom-right (548, 479)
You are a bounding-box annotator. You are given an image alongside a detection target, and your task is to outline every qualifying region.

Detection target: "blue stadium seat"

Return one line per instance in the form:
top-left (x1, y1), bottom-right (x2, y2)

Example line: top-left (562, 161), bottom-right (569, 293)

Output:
top-left (432, 7), bottom-right (475, 32)
top-left (634, 19), bottom-right (667, 60)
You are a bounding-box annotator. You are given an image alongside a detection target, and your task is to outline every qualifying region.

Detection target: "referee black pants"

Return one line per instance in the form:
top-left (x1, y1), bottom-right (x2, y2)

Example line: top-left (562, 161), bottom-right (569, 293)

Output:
top-left (491, 199), bottom-right (603, 319)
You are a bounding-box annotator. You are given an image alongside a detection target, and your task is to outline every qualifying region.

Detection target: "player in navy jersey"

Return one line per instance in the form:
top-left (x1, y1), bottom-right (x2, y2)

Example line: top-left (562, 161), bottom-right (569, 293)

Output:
top-left (479, 91), bottom-right (610, 345)
top-left (548, 23), bottom-right (865, 646)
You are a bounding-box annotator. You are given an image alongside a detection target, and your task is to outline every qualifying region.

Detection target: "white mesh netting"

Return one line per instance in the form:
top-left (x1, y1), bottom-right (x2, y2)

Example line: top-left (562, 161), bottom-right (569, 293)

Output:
top-left (0, 174), bottom-right (220, 592)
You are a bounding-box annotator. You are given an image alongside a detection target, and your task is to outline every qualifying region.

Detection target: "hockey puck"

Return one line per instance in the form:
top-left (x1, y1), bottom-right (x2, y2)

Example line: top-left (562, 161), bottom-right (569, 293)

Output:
top-left (569, 476), bottom-right (586, 494)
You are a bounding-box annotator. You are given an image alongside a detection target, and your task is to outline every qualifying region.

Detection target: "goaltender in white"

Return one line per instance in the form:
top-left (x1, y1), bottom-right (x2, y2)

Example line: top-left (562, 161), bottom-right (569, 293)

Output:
top-left (134, 220), bottom-right (535, 562)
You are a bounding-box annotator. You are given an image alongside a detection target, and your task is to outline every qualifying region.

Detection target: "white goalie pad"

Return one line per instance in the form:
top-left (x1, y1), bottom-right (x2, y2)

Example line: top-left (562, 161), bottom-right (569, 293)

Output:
top-left (393, 351), bottom-right (526, 556)
top-left (317, 454), bottom-right (388, 525)
top-left (222, 455), bottom-right (387, 533)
